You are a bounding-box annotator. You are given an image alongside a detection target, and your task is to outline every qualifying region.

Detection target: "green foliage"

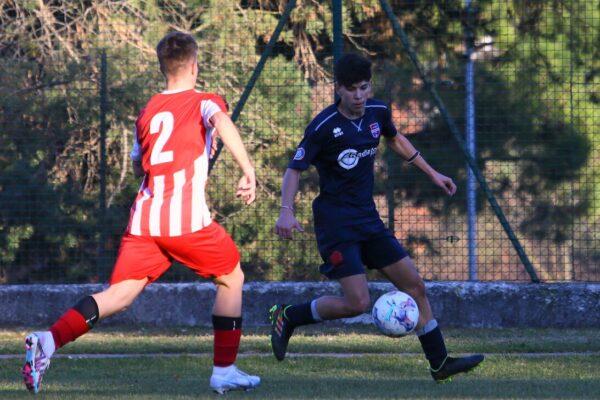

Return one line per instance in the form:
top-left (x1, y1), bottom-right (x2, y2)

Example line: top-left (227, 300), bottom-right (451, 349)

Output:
top-left (206, 53), bottom-right (320, 280)
top-left (0, 0), bottom-right (598, 282)
top-left (371, 1), bottom-right (594, 251)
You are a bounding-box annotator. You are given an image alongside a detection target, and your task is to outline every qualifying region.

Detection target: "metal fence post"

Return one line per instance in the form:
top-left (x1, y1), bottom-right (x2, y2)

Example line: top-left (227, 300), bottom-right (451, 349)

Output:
top-left (98, 50), bottom-right (108, 281)
top-left (464, 0), bottom-right (478, 281)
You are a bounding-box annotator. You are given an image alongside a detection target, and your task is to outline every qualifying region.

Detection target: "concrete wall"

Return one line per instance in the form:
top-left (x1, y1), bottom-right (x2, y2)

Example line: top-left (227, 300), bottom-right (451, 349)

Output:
top-left (2, 281), bottom-right (599, 328)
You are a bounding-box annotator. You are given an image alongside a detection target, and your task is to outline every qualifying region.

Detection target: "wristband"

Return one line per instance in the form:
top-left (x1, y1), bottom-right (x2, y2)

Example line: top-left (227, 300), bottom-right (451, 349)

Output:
top-left (406, 151), bottom-right (420, 163)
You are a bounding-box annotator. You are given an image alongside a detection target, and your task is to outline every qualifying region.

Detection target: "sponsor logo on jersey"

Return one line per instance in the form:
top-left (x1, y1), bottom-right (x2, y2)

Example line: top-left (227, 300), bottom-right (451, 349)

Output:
top-left (333, 127), bottom-right (344, 138)
top-left (293, 147), bottom-right (305, 160)
top-left (337, 147), bottom-right (378, 170)
top-left (370, 122), bottom-right (381, 138)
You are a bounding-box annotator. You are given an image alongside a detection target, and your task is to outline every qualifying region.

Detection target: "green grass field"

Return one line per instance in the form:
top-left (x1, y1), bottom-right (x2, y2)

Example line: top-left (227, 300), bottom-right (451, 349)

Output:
top-left (1, 326), bottom-right (599, 399)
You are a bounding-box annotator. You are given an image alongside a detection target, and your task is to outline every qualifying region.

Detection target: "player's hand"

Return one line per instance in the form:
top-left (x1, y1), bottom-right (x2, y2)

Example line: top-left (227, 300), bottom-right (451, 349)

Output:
top-left (275, 209), bottom-right (304, 240)
top-left (431, 171), bottom-right (457, 196)
top-left (236, 171), bottom-right (256, 205)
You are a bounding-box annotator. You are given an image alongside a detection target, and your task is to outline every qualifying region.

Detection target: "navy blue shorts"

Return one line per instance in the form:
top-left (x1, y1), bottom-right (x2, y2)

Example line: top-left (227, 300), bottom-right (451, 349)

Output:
top-left (315, 220), bottom-right (409, 280)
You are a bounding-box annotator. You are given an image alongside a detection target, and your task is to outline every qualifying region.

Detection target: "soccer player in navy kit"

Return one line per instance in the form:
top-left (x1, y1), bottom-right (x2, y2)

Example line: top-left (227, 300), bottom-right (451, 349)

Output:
top-left (271, 53), bottom-right (483, 382)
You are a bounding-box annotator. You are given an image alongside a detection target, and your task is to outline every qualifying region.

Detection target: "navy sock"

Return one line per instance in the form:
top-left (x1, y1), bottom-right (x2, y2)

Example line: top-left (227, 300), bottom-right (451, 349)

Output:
top-left (284, 302), bottom-right (316, 327)
top-left (417, 326), bottom-right (448, 369)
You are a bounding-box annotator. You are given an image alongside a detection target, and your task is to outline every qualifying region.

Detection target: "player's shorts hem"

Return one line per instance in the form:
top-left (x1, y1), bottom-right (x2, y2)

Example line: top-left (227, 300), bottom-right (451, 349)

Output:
top-left (109, 222), bottom-right (240, 284)
top-left (317, 230), bottom-right (409, 279)
top-left (319, 264), bottom-right (366, 280)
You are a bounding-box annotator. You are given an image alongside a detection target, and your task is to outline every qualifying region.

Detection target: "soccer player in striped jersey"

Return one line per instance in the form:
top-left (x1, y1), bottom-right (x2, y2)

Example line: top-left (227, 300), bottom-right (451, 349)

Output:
top-left (270, 53), bottom-right (483, 382)
top-left (22, 31), bottom-right (260, 395)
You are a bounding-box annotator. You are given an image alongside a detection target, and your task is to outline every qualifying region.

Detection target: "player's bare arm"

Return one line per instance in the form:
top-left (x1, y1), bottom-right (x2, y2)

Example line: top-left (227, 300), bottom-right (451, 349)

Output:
top-left (385, 134), bottom-right (457, 196)
top-left (275, 168), bottom-right (304, 240)
top-left (210, 111), bottom-right (256, 205)
top-left (209, 130), bottom-right (218, 159)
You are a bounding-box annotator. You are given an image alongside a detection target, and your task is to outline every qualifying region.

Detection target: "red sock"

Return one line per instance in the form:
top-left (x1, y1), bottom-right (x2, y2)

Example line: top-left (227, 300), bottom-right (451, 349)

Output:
top-left (213, 329), bottom-right (242, 367)
top-left (49, 309), bottom-right (90, 350)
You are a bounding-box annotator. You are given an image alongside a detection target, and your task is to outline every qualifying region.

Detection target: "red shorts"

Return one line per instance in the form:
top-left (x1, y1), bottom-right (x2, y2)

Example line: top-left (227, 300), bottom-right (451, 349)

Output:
top-left (110, 221), bottom-right (240, 284)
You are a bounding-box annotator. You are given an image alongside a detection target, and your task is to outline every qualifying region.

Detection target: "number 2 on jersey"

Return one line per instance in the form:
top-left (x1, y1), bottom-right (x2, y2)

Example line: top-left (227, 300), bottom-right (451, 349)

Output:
top-left (150, 111), bottom-right (174, 165)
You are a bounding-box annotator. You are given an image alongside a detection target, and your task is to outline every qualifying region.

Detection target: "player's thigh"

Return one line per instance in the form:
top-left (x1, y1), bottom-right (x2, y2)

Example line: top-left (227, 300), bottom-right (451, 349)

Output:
top-left (378, 256), bottom-right (424, 294)
top-left (110, 233), bottom-right (172, 285)
top-left (160, 222), bottom-right (240, 279)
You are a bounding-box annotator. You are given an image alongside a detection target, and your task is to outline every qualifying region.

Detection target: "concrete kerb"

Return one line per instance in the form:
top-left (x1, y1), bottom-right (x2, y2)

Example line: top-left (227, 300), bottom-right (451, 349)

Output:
top-left (2, 281), bottom-right (598, 328)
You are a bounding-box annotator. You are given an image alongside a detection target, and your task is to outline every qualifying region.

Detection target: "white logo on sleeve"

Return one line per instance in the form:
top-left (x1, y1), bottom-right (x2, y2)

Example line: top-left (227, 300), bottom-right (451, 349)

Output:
top-left (337, 147), bottom-right (378, 170)
top-left (293, 147), bottom-right (306, 160)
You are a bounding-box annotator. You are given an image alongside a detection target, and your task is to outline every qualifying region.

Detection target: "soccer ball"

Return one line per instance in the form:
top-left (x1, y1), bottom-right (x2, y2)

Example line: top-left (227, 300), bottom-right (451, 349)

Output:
top-left (371, 291), bottom-right (419, 337)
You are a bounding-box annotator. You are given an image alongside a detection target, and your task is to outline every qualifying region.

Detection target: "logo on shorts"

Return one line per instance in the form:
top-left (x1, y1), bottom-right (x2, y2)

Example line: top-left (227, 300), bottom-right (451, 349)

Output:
top-left (369, 123), bottom-right (381, 138)
top-left (329, 250), bottom-right (344, 267)
top-left (293, 147), bottom-right (305, 160)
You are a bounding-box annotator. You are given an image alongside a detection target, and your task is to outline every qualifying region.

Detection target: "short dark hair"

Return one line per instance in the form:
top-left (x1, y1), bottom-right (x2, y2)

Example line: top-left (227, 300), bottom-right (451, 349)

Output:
top-left (334, 53), bottom-right (372, 87)
top-left (156, 31), bottom-right (198, 76)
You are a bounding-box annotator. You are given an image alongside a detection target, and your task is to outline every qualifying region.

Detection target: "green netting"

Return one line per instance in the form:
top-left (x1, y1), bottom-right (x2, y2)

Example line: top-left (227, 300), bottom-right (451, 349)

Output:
top-left (0, 1), bottom-right (598, 283)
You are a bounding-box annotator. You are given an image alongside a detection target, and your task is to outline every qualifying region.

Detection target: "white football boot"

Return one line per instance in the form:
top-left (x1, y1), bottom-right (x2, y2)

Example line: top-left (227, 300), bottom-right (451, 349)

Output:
top-left (22, 331), bottom-right (54, 394)
top-left (209, 365), bottom-right (261, 394)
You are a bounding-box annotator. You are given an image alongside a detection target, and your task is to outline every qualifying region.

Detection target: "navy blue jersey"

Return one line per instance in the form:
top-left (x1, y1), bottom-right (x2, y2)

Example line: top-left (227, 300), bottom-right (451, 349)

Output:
top-left (288, 98), bottom-right (397, 228)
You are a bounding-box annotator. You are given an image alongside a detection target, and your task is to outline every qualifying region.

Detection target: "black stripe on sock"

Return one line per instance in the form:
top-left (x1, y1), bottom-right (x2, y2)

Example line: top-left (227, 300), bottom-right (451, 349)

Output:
top-left (73, 296), bottom-right (99, 328)
top-left (212, 315), bottom-right (243, 330)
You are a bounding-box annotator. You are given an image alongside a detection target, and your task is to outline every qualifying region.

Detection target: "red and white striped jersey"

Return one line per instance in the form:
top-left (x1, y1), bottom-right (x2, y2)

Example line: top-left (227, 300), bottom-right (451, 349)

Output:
top-left (127, 89), bottom-right (226, 237)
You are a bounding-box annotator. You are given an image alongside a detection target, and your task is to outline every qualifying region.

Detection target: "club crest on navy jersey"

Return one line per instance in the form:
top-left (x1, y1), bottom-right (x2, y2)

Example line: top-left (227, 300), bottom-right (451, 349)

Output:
top-left (369, 122), bottom-right (381, 138)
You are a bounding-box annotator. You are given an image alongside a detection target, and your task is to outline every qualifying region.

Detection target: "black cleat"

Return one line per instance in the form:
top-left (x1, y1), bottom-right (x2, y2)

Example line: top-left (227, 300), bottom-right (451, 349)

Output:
top-left (430, 354), bottom-right (484, 382)
top-left (269, 304), bottom-right (295, 361)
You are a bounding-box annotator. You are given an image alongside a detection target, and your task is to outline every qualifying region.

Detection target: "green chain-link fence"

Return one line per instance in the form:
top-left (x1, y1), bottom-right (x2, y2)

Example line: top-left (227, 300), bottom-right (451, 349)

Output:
top-left (1, 0), bottom-right (598, 283)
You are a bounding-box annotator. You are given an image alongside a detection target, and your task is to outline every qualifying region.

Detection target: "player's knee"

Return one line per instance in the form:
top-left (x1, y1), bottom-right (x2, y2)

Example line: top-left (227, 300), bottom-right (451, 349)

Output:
top-left (345, 296), bottom-right (371, 316)
top-left (404, 278), bottom-right (427, 301)
top-left (109, 289), bottom-right (139, 310)
top-left (236, 266), bottom-right (245, 284)
top-left (214, 264), bottom-right (244, 288)
top-left (116, 294), bottom-right (137, 310)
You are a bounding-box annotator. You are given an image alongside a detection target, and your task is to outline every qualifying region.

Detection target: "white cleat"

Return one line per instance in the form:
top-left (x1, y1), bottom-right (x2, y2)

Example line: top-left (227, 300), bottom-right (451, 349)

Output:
top-left (210, 365), bottom-right (261, 394)
top-left (22, 332), bottom-right (53, 394)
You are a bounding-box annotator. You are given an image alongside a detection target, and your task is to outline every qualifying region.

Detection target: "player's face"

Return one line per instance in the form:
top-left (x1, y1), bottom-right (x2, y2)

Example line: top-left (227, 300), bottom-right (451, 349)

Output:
top-left (336, 80), bottom-right (372, 118)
